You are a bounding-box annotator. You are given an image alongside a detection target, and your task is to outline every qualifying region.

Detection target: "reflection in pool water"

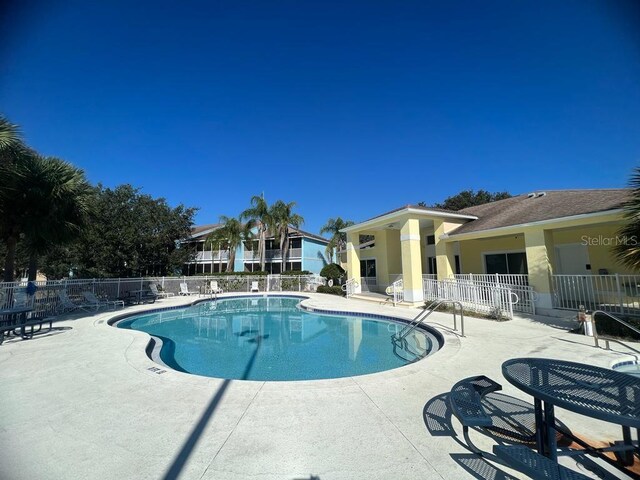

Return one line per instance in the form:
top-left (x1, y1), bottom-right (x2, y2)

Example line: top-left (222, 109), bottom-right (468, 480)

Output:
top-left (116, 296), bottom-right (440, 381)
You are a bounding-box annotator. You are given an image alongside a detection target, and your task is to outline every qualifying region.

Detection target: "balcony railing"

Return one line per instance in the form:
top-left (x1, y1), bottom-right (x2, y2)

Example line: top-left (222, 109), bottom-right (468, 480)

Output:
top-left (195, 250), bottom-right (229, 262)
top-left (551, 274), bottom-right (640, 315)
top-left (244, 248), bottom-right (303, 261)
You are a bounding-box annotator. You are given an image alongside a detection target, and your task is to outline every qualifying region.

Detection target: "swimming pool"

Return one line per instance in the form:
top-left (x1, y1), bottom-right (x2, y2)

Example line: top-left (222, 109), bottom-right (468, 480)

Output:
top-left (114, 296), bottom-right (441, 381)
top-left (612, 359), bottom-right (640, 378)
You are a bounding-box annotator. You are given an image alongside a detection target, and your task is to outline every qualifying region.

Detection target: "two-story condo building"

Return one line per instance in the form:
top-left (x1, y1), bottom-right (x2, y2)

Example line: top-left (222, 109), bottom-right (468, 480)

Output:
top-left (182, 224), bottom-right (329, 275)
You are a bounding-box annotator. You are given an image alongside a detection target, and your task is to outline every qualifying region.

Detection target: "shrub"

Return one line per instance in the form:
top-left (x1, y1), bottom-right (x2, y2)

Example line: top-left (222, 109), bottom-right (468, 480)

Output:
top-left (320, 263), bottom-right (345, 283)
top-left (317, 285), bottom-right (344, 296)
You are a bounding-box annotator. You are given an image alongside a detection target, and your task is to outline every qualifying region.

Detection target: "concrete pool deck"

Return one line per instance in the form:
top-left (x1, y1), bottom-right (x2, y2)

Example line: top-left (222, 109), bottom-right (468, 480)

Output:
top-left (0, 293), bottom-right (637, 480)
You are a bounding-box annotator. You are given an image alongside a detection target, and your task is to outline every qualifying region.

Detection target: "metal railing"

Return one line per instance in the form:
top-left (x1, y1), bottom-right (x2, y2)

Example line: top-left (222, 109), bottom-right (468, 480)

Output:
top-left (391, 300), bottom-right (465, 362)
top-left (591, 310), bottom-right (640, 353)
top-left (454, 273), bottom-right (529, 287)
top-left (195, 250), bottom-right (229, 261)
top-left (342, 278), bottom-right (359, 298)
top-left (0, 274), bottom-right (323, 319)
top-left (552, 274), bottom-right (640, 316)
top-left (360, 276), bottom-right (377, 292)
top-left (424, 278), bottom-right (517, 319)
top-left (242, 248), bottom-right (303, 261)
top-left (451, 274), bottom-right (535, 314)
top-left (385, 278), bottom-right (404, 306)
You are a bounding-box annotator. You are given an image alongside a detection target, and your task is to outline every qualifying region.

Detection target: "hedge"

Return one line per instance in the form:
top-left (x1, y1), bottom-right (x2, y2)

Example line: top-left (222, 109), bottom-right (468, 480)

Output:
top-left (317, 285), bottom-right (344, 296)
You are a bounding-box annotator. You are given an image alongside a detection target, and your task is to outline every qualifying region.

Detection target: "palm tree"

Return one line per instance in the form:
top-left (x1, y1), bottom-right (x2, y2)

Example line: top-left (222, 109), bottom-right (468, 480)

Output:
top-left (0, 115), bottom-right (28, 280)
top-left (615, 167), bottom-right (640, 270)
top-left (241, 195), bottom-right (271, 271)
top-left (205, 216), bottom-right (252, 272)
top-left (320, 217), bottom-right (354, 264)
top-left (0, 115), bottom-right (23, 162)
top-left (270, 200), bottom-right (303, 272)
top-left (19, 155), bottom-right (94, 280)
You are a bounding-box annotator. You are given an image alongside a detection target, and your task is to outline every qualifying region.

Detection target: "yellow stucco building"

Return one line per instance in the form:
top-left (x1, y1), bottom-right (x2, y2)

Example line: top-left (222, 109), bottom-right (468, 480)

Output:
top-left (341, 189), bottom-right (631, 311)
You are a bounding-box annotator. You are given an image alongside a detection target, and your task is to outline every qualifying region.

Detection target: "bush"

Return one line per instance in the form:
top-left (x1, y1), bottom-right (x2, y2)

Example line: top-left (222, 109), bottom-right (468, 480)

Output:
top-left (317, 285), bottom-right (344, 296)
top-left (320, 263), bottom-right (345, 283)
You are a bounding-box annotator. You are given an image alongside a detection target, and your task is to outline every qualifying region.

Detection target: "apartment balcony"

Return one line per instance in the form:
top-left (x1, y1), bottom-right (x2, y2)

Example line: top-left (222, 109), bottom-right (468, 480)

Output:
top-left (195, 250), bottom-right (229, 262)
top-left (243, 248), bottom-right (302, 261)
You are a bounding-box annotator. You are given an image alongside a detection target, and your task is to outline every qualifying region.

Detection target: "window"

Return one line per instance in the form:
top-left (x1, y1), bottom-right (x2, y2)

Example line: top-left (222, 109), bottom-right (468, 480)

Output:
top-left (426, 235), bottom-right (435, 245)
top-left (484, 252), bottom-right (528, 275)
top-left (285, 262), bottom-right (302, 271)
top-left (427, 257), bottom-right (437, 275)
top-left (454, 255), bottom-right (461, 275)
top-left (360, 259), bottom-right (376, 278)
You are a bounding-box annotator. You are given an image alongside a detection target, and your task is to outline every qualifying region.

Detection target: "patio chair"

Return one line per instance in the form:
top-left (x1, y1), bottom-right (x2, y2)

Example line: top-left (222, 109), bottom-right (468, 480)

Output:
top-left (179, 282), bottom-right (195, 296)
top-left (209, 280), bottom-right (223, 294)
top-left (149, 283), bottom-right (175, 298)
top-left (250, 281), bottom-right (260, 293)
top-left (82, 291), bottom-right (124, 310)
top-left (57, 290), bottom-right (96, 313)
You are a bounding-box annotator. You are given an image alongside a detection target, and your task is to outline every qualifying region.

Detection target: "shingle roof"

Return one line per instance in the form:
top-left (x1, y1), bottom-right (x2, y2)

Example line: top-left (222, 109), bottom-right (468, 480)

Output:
top-left (188, 223), bottom-right (328, 244)
top-left (286, 227), bottom-right (329, 244)
top-left (450, 189), bottom-right (629, 235)
top-left (189, 223), bottom-right (221, 237)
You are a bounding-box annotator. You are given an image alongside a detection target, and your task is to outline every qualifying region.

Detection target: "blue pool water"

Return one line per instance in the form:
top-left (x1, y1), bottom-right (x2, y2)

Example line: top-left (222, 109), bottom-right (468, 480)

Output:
top-left (116, 296), bottom-right (440, 381)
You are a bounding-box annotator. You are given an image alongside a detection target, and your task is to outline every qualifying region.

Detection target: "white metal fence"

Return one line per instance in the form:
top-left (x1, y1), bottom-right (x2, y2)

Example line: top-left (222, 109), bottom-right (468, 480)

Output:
top-left (452, 274), bottom-right (535, 314)
top-left (551, 274), bottom-right (640, 315)
top-left (0, 274), bottom-right (324, 320)
top-left (423, 278), bottom-right (517, 319)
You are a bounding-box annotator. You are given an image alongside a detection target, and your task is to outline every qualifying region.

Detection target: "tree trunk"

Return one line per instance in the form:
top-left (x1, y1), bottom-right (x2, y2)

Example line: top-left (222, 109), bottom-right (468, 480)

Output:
top-left (259, 228), bottom-right (266, 271)
top-left (3, 235), bottom-right (17, 282)
top-left (281, 231), bottom-right (288, 272)
top-left (28, 254), bottom-right (38, 281)
top-left (227, 249), bottom-right (235, 272)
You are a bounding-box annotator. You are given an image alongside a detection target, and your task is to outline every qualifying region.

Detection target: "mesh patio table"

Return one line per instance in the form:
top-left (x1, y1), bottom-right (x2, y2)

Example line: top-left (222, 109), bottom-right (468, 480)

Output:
top-left (502, 357), bottom-right (640, 464)
top-left (0, 306), bottom-right (33, 339)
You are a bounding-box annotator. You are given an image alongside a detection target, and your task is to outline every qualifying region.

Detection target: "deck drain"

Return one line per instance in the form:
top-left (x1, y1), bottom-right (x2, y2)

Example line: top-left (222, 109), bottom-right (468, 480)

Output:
top-left (147, 366), bottom-right (167, 374)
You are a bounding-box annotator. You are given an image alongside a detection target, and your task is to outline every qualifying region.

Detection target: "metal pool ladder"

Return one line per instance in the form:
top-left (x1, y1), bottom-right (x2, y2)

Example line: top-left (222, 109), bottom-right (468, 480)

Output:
top-left (391, 300), bottom-right (465, 361)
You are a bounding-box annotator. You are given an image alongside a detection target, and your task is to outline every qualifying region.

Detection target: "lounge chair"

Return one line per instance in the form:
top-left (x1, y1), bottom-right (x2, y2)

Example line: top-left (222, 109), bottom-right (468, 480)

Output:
top-left (149, 283), bottom-right (175, 298)
top-left (82, 291), bottom-right (124, 310)
top-left (250, 281), bottom-right (259, 293)
top-left (209, 280), bottom-right (223, 294)
top-left (57, 290), bottom-right (96, 312)
top-left (179, 282), bottom-right (195, 296)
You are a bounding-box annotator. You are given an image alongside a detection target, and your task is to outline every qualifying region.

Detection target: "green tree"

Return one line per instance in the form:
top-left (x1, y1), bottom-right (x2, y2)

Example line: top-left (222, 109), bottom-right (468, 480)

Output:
top-left (421, 190), bottom-right (512, 211)
top-left (0, 115), bottom-right (24, 164)
top-left (18, 155), bottom-right (94, 280)
top-left (40, 185), bottom-right (197, 278)
top-left (0, 115), bottom-right (29, 281)
top-left (241, 195), bottom-right (271, 271)
top-left (320, 217), bottom-right (354, 263)
top-left (205, 216), bottom-right (252, 272)
top-left (270, 200), bottom-right (304, 272)
top-left (615, 168), bottom-right (640, 270)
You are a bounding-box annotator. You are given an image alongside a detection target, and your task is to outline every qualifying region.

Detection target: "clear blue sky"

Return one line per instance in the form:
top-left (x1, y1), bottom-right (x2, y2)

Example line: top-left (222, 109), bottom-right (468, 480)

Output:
top-left (1, 1), bottom-right (639, 234)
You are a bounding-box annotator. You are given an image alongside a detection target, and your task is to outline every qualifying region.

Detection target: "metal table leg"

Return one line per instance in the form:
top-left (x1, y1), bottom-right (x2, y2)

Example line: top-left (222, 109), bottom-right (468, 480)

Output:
top-left (534, 398), bottom-right (545, 454)
top-left (544, 402), bottom-right (558, 461)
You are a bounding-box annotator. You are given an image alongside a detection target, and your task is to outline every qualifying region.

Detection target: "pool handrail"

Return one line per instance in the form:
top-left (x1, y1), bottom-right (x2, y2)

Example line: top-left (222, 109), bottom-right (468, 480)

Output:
top-left (394, 299), bottom-right (465, 341)
top-left (592, 310), bottom-right (640, 355)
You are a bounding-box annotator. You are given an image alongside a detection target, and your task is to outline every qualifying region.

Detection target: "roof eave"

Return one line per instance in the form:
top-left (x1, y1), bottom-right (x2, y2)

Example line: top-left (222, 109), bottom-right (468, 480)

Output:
top-left (341, 207), bottom-right (477, 233)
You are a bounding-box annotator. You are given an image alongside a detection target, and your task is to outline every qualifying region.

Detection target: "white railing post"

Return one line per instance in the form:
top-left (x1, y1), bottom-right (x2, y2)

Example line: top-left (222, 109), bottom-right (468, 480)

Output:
top-left (615, 273), bottom-right (624, 315)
